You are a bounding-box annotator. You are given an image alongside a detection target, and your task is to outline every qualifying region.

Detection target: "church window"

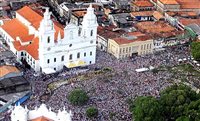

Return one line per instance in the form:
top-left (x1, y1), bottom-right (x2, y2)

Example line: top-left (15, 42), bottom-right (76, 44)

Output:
top-left (47, 59), bottom-right (50, 64)
top-left (69, 54), bottom-right (73, 60)
top-left (84, 52), bottom-right (86, 57)
top-left (69, 44), bottom-right (72, 47)
top-left (90, 30), bottom-right (93, 36)
top-left (89, 61), bottom-right (92, 64)
top-left (61, 56), bottom-right (64, 61)
top-left (54, 58), bottom-right (56, 62)
top-left (21, 52), bottom-right (24, 56)
top-left (78, 28), bottom-right (82, 36)
top-left (70, 31), bottom-right (73, 39)
top-left (47, 36), bottom-right (50, 43)
top-left (77, 52), bottom-right (80, 59)
top-left (90, 51), bottom-right (92, 56)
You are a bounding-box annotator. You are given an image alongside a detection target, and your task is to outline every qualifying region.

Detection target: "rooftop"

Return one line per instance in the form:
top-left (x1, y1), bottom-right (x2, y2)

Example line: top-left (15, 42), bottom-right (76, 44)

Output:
top-left (112, 35), bottom-right (151, 45)
top-left (158, 0), bottom-right (179, 5)
top-left (179, 18), bottom-right (200, 26)
top-left (135, 21), bottom-right (181, 38)
top-left (131, 11), bottom-right (154, 17)
top-left (0, 65), bottom-right (20, 78)
top-left (176, 0), bottom-right (200, 9)
top-left (133, 0), bottom-right (154, 7)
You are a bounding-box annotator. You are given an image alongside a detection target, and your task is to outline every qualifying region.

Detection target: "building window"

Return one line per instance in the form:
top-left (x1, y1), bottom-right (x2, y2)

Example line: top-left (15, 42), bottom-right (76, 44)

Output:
top-left (78, 28), bottom-right (81, 36)
top-left (61, 56), bottom-right (64, 61)
top-left (47, 36), bottom-right (50, 43)
top-left (129, 47), bottom-right (131, 52)
top-left (90, 51), bottom-right (92, 56)
top-left (47, 59), bottom-right (50, 64)
top-left (77, 52), bottom-right (80, 59)
top-left (126, 47), bottom-right (128, 53)
top-left (123, 48), bottom-right (125, 53)
top-left (141, 45), bottom-right (143, 50)
top-left (70, 31), bottom-right (73, 39)
top-left (54, 68), bottom-right (56, 71)
top-left (54, 58), bottom-right (56, 62)
top-left (21, 52), bottom-right (24, 56)
top-left (89, 61), bottom-right (92, 64)
top-left (69, 44), bottom-right (72, 47)
top-left (15, 52), bottom-right (17, 55)
top-left (84, 52), bottom-right (86, 57)
top-left (120, 48), bottom-right (122, 54)
top-left (90, 30), bottom-right (93, 36)
top-left (69, 54), bottom-right (72, 60)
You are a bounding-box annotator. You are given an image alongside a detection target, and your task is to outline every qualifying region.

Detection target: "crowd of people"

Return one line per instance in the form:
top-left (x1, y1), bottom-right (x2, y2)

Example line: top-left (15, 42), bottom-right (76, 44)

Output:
top-left (2, 45), bottom-right (192, 121)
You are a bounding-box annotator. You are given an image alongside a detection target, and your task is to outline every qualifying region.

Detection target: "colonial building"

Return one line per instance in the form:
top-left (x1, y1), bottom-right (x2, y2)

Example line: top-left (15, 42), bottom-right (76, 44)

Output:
top-left (131, 0), bottom-right (155, 12)
top-left (156, 0), bottom-right (180, 13)
top-left (0, 4), bottom-right (98, 74)
top-left (11, 104), bottom-right (72, 121)
top-left (108, 32), bottom-right (154, 59)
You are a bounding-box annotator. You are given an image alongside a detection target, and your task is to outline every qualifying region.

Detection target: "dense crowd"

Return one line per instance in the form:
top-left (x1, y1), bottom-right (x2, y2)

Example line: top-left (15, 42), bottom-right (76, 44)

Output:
top-left (2, 45), bottom-right (191, 121)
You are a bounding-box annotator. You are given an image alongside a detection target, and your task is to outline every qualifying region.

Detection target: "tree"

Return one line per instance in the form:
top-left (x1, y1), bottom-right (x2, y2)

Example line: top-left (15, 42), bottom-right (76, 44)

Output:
top-left (86, 106), bottom-right (98, 118)
top-left (130, 96), bottom-right (163, 121)
top-left (68, 89), bottom-right (89, 106)
top-left (129, 84), bottom-right (200, 121)
top-left (191, 42), bottom-right (200, 60)
top-left (176, 116), bottom-right (190, 121)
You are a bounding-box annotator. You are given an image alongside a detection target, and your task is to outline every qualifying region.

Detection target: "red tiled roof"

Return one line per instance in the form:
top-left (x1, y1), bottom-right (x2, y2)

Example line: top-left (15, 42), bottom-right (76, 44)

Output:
top-left (13, 37), bottom-right (39, 60)
top-left (112, 35), bottom-right (151, 45)
top-left (0, 65), bottom-right (20, 77)
top-left (158, 0), bottom-right (179, 5)
top-left (16, 6), bottom-right (43, 30)
top-left (176, 0), bottom-right (200, 9)
top-left (179, 18), bottom-right (200, 26)
top-left (16, 6), bottom-right (64, 40)
top-left (133, 0), bottom-right (154, 7)
top-left (131, 11), bottom-right (154, 17)
top-left (1, 18), bottom-right (29, 41)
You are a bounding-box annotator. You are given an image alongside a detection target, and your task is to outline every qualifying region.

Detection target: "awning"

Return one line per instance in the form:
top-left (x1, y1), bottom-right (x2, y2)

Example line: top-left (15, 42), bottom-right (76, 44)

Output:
top-left (65, 62), bottom-right (76, 68)
top-left (76, 60), bottom-right (86, 67)
top-left (43, 68), bottom-right (56, 74)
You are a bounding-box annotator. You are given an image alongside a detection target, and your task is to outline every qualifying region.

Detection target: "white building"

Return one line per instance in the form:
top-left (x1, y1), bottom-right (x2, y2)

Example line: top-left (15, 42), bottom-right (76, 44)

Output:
top-left (11, 104), bottom-right (72, 121)
top-left (0, 4), bottom-right (98, 74)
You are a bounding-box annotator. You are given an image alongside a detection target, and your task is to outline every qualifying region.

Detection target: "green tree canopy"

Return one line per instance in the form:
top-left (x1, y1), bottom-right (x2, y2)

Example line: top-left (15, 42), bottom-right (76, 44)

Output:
top-left (86, 106), bottom-right (98, 118)
top-left (130, 96), bottom-right (163, 121)
top-left (68, 89), bottom-right (89, 106)
top-left (191, 42), bottom-right (200, 60)
top-left (129, 84), bottom-right (200, 121)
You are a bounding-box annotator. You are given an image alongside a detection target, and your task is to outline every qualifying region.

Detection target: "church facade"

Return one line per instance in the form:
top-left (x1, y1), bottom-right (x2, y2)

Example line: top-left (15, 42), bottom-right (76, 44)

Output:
top-left (0, 4), bottom-right (98, 74)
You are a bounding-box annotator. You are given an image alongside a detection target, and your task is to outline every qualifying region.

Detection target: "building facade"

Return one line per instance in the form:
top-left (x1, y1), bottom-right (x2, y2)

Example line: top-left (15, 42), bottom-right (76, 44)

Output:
top-left (108, 34), bottom-right (154, 59)
top-left (11, 104), bottom-right (72, 121)
top-left (0, 4), bottom-right (98, 74)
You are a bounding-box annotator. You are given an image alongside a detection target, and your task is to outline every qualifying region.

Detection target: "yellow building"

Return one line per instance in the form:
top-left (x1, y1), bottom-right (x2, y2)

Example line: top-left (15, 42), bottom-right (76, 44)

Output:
top-left (108, 32), bottom-right (154, 59)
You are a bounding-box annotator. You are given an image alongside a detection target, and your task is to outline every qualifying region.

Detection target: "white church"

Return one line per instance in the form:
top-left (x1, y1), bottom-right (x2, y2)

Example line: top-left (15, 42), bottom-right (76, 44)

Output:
top-left (0, 4), bottom-right (98, 74)
top-left (11, 104), bottom-right (72, 121)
